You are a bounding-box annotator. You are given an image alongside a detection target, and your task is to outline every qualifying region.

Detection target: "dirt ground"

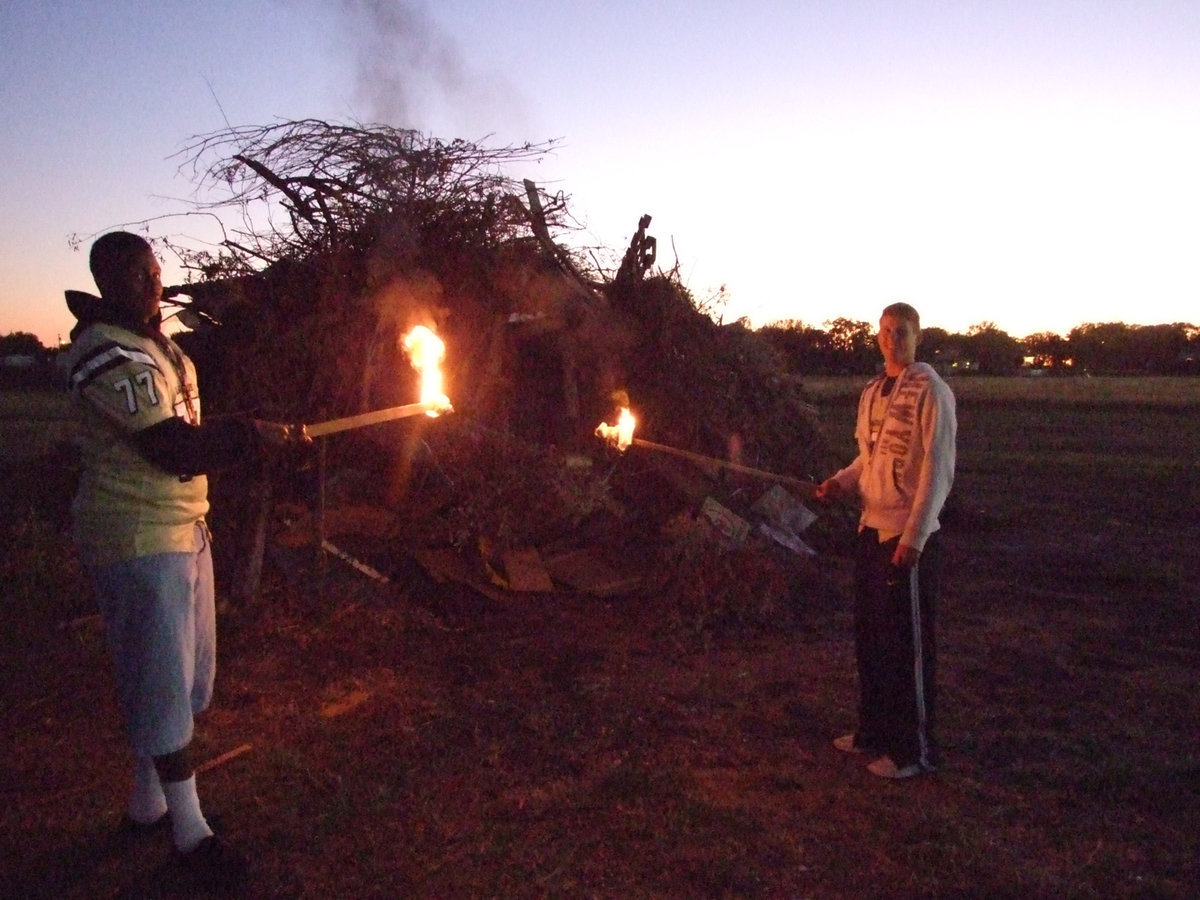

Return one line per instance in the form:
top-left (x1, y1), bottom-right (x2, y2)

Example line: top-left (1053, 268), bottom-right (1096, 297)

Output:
top-left (2, 387), bottom-right (1198, 898)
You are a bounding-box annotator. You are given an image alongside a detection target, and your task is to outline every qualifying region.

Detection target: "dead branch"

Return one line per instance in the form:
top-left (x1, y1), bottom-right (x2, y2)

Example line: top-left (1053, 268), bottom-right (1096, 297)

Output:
top-left (175, 121), bottom-right (569, 271)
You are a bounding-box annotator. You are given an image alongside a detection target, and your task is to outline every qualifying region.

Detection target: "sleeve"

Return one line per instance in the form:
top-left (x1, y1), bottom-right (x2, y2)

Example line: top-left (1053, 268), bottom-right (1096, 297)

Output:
top-left (67, 338), bottom-right (178, 433)
top-left (68, 334), bottom-right (264, 476)
top-left (900, 380), bottom-right (957, 551)
top-left (133, 416), bottom-right (263, 477)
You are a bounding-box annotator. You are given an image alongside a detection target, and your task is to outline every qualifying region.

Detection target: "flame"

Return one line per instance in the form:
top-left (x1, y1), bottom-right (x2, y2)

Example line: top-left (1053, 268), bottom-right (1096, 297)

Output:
top-left (595, 406), bottom-right (636, 451)
top-left (403, 325), bottom-right (452, 416)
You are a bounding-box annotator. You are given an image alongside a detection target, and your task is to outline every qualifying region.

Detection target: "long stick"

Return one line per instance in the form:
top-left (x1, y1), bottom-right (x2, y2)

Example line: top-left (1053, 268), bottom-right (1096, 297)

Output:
top-left (304, 401), bottom-right (441, 438)
top-left (196, 743), bottom-right (252, 774)
top-left (321, 539), bottom-right (390, 584)
top-left (630, 437), bottom-right (819, 498)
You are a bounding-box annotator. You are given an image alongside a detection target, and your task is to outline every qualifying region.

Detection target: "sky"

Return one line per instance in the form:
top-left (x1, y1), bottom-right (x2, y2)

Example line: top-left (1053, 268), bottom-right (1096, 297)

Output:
top-left (3, 0), bottom-right (1199, 347)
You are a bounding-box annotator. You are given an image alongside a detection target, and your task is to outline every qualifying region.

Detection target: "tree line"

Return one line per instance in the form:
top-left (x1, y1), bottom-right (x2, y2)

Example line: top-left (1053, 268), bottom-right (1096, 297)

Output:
top-left (756, 318), bottom-right (1200, 376)
top-left (0, 331), bottom-right (55, 389)
top-left (5, 316), bottom-right (1200, 387)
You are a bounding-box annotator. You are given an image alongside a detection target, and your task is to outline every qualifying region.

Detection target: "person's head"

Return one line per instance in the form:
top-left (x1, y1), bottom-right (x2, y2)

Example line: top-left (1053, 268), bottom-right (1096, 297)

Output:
top-left (878, 302), bottom-right (921, 375)
top-left (89, 232), bottom-right (162, 325)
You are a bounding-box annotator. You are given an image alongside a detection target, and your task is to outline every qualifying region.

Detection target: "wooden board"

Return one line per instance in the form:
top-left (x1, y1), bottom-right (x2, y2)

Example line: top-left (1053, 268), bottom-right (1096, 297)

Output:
top-left (502, 547), bottom-right (555, 593)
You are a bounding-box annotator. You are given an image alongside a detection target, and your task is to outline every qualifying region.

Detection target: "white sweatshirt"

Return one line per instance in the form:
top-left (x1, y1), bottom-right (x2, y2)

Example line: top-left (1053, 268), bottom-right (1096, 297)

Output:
top-left (830, 362), bottom-right (956, 551)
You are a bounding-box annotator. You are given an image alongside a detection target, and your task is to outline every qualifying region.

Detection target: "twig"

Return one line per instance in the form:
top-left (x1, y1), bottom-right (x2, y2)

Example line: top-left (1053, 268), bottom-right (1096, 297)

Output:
top-left (196, 743), bottom-right (253, 775)
top-left (321, 540), bottom-right (390, 584)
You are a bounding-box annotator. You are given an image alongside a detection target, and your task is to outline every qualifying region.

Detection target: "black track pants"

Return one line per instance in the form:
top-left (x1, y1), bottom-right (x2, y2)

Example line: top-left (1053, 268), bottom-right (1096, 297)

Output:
top-left (852, 527), bottom-right (941, 770)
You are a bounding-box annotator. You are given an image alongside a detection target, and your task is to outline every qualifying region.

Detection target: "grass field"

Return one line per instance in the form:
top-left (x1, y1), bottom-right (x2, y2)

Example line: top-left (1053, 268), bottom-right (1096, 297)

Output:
top-left (802, 373), bottom-right (1200, 407)
top-left (0, 389), bottom-right (75, 464)
top-left (2, 380), bottom-right (1198, 898)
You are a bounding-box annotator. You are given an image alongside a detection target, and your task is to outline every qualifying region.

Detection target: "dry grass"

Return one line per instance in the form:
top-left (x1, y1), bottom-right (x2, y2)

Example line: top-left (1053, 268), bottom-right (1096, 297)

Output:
top-left (2, 382), bottom-right (1198, 898)
top-left (0, 389), bottom-right (76, 464)
top-left (803, 374), bottom-right (1200, 406)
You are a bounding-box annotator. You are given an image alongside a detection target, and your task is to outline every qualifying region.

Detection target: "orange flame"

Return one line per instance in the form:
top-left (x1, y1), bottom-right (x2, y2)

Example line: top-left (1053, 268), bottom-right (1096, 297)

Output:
top-left (595, 406), bottom-right (636, 451)
top-left (403, 325), bottom-right (452, 416)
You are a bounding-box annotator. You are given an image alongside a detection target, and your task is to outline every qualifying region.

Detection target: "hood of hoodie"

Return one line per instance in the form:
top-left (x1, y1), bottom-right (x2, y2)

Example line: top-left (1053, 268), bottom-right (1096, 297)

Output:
top-left (65, 290), bottom-right (162, 342)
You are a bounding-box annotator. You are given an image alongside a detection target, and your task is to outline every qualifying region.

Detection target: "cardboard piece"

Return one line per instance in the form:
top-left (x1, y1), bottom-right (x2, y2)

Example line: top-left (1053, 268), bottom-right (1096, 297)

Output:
top-left (541, 547), bottom-right (642, 596)
top-left (701, 496), bottom-right (751, 546)
top-left (757, 522), bottom-right (816, 555)
top-left (750, 484), bottom-right (818, 554)
top-left (502, 547), bottom-right (555, 593)
top-left (750, 484), bottom-right (817, 534)
top-left (412, 548), bottom-right (509, 602)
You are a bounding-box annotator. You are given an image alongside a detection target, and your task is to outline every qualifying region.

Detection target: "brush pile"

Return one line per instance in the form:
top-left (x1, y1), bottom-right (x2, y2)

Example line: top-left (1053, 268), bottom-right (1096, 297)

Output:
top-left (165, 121), bottom-right (847, 638)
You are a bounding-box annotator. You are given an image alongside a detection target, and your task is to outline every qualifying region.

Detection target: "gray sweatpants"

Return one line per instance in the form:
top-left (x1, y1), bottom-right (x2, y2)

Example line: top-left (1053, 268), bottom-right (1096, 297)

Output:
top-left (89, 522), bottom-right (215, 758)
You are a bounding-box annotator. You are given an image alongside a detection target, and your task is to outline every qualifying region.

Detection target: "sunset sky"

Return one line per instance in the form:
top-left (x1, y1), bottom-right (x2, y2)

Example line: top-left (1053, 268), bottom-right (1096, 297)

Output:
top-left (3, 0), bottom-right (1198, 346)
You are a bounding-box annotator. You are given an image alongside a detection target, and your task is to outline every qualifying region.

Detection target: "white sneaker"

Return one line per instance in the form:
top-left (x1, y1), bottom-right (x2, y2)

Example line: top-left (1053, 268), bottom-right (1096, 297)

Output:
top-left (866, 756), bottom-right (930, 779)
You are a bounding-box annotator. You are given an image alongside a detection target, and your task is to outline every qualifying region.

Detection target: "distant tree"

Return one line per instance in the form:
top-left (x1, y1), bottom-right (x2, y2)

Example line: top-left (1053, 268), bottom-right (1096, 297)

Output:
top-left (1068, 322), bottom-right (1135, 374)
top-left (1068, 321), bottom-right (1200, 374)
top-left (917, 326), bottom-right (956, 370)
top-left (0, 332), bottom-right (50, 389)
top-left (1022, 331), bottom-right (1070, 369)
top-left (759, 318), bottom-right (1200, 376)
top-left (824, 318), bottom-right (876, 373)
top-left (1186, 324), bottom-right (1200, 374)
top-left (758, 319), bottom-right (835, 374)
top-left (1129, 323), bottom-right (1193, 374)
top-left (966, 322), bottom-right (1022, 375)
top-left (0, 332), bottom-right (44, 356)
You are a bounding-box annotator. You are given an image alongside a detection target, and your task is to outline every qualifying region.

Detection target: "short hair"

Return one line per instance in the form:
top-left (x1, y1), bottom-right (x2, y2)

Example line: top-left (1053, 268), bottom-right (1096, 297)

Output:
top-left (89, 231), bottom-right (153, 296)
top-left (881, 302), bottom-right (920, 331)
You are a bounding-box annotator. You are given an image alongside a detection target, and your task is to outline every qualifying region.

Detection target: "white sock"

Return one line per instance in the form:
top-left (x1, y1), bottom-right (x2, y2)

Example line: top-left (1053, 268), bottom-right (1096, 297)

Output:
top-left (162, 775), bottom-right (214, 852)
top-left (127, 755), bottom-right (168, 824)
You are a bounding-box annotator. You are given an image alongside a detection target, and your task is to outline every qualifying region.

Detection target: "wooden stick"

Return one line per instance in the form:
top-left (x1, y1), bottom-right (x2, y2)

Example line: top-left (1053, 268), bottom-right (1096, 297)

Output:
top-left (321, 539), bottom-right (390, 584)
top-left (630, 437), bottom-right (819, 498)
top-left (304, 401), bottom-right (444, 438)
top-left (17, 745), bottom-right (254, 812)
top-left (196, 743), bottom-right (253, 775)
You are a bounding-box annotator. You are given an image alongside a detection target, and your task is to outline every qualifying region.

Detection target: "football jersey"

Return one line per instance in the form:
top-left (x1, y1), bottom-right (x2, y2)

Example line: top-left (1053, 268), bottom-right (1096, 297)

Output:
top-left (63, 322), bottom-right (209, 565)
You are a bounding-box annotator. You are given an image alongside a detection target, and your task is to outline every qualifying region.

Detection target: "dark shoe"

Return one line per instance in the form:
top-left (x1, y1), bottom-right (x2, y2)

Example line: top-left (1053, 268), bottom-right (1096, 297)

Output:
top-left (178, 834), bottom-right (249, 892)
top-left (118, 811), bottom-right (170, 837)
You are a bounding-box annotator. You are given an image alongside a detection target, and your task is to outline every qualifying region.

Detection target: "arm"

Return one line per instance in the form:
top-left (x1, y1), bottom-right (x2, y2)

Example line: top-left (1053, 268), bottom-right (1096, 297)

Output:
top-left (816, 456), bottom-right (863, 502)
top-left (133, 416), bottom-right (263, 477)
top-left (67, 332), bottom-right (283, 477)
top-left (898, 379), bottom-right (957, 556)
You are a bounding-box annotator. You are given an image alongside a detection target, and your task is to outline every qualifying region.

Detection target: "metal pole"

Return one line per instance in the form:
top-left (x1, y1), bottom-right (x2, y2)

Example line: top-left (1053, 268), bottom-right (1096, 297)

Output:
top-left (316, 437), bottom-right (327, 594)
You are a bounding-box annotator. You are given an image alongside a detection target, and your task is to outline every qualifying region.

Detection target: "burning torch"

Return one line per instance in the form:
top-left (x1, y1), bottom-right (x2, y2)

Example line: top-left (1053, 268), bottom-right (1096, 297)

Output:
top-left (301, 325), bottom-right (453, 439)
top-left (595, 405), bottom-right (819, 499)
top-left (295, 325), bottom-right (454, 584)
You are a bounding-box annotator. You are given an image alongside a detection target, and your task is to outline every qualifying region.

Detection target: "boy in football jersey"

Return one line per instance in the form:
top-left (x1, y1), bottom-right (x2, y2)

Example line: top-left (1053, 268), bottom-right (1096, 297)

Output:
top-left (62, 231), bottom-right (292, 888)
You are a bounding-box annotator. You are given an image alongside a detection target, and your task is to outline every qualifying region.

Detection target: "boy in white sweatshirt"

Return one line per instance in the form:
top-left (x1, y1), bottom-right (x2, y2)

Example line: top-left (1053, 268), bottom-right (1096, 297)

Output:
top-left (817, 302), bottom-right (956, 779)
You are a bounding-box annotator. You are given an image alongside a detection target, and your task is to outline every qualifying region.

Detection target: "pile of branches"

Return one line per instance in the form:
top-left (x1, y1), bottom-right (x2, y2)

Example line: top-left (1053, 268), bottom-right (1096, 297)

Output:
top-left (151, 120), bottom-right (840, 633)
top-left (173, 119), bottom-right (568, 276)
